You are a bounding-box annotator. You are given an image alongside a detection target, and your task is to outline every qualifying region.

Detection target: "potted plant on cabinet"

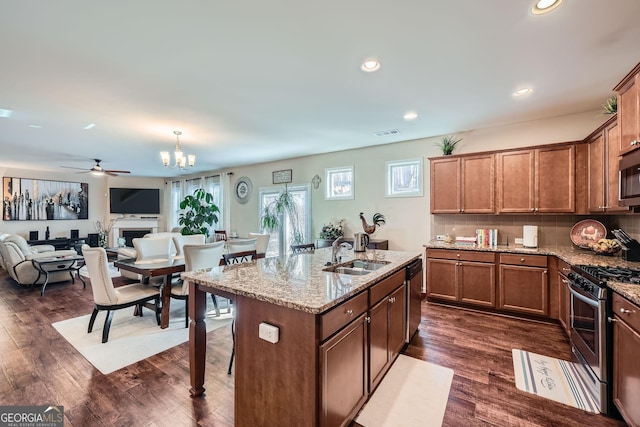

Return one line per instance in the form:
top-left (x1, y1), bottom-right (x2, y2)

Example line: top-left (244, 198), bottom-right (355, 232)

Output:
top-left (601, 95), bottom-right (617, 115)
top-left (178, 188), bottom-right (220, 237)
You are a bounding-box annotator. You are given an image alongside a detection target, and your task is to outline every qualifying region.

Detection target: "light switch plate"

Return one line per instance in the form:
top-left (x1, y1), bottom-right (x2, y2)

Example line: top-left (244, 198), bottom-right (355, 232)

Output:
top-left (259, 322), bottom-right (279, 344)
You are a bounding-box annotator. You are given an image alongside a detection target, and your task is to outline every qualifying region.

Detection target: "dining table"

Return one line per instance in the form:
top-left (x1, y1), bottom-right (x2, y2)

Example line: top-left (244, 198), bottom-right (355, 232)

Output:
top-left (114, 255), bottom-right (185, 329)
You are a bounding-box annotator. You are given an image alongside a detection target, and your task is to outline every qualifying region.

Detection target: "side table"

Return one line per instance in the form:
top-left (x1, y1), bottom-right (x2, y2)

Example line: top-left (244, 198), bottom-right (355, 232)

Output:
top-left (31, 255), bottom-right (86, 296)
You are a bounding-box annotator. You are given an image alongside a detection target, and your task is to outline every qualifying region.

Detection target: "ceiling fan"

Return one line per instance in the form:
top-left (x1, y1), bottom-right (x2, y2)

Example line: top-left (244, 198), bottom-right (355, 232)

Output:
top-left (60, 159), bottom-right (131, 176)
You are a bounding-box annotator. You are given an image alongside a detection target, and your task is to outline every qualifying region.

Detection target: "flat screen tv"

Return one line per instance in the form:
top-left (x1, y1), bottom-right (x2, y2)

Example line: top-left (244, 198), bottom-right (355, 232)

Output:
top-left (109, 188), bottom-right (160, 214)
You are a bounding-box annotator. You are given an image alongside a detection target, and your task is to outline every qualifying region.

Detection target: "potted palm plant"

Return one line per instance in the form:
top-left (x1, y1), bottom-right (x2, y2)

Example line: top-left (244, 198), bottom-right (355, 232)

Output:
top-left (178, 188), bottom-right (220, 237)
top-left (436, 135), bottom-right (462, 155)
top-left (601, 95), bottom-right (617, 114)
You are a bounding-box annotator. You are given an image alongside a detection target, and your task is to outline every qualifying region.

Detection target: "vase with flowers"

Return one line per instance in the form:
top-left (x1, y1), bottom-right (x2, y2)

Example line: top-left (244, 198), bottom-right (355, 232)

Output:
top-left (94, 217), bottom-right (115, 247)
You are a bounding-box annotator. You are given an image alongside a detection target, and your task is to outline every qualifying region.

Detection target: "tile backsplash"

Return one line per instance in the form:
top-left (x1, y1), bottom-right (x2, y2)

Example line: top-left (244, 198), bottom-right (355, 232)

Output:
top-left (431, 214), bottom-right (640, 247)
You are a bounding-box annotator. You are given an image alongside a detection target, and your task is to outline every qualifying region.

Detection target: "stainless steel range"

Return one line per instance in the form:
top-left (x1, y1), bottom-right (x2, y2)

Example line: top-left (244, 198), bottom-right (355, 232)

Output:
top-left (567, 264), bottom-right (640, 415)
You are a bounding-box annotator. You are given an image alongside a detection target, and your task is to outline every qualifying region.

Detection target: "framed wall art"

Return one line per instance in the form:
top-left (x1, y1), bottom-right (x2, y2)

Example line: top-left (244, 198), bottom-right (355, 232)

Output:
top-left (272, 169), bottom-right (292, 185)
top-left (3, 177), bottom-right (89, 221)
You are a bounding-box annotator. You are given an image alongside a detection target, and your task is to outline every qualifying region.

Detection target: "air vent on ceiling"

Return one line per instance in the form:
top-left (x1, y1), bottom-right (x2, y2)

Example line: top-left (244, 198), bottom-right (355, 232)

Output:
top-left (374, 129), bottom-right (400, 137)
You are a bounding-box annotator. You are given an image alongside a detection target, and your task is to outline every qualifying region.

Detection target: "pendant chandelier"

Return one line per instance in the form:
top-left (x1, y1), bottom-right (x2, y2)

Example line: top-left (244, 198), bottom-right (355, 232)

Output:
top-left (160, 130), bottom-right (195, 169)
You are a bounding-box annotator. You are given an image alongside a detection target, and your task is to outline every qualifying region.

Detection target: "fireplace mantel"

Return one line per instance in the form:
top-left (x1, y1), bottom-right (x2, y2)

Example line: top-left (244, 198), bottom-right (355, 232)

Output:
top-left (111, 218), bottom-right (158, 246)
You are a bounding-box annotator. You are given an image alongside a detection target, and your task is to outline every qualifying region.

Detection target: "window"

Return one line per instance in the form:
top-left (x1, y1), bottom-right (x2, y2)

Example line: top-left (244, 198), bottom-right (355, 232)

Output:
top-left (259, 185), bottom-right (311, 257)
top-left (170, 175), bottom-right (224, 232)
top-left (386, 158), bottom-right (423, 197)
top-left (325, 166), bottom-right (354, 200)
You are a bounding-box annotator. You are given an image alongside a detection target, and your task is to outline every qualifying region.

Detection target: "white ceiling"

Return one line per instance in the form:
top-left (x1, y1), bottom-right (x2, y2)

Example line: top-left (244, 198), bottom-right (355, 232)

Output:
top-left (1, 1), bottom-right (639, 177)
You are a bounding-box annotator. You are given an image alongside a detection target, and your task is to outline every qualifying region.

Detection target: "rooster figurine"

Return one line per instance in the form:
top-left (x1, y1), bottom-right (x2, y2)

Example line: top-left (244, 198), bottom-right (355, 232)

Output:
top-left (359, 212), bottom-right (386, 235)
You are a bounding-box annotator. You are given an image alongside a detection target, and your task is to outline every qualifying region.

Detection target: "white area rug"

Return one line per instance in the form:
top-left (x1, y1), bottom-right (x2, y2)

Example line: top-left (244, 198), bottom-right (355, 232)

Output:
top-left (52, 297), bottom-right (232, 375)
top-left (512, 349), bottom-right (599, 413)
top-left (78, 262), bottom-right (120, 278)
top-left (356, 355), bottom-right (454, 427)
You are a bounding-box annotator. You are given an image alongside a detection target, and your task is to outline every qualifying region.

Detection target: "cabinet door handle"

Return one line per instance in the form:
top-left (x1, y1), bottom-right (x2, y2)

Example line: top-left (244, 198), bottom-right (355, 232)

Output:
top-left (531, 208), bottom-right (535, 212)
top-left (461, 208), bottom-right (464, 213)
top-left (365, 316), bottom-right (371, 324)
top-left (345, 309), bottom-right (354, 316)
top-left (620, 307), bottom-right (635, 315)
top-left (608, 317), bottom-right (617, 323)
top-left (543, 270), bottom-right (547, 274)
top-left (562, 268), bottom-right (571, 272)
top-left (561, 279), bottom-right (569, 284)
top-left (520, 258), bottom-right (525, 262)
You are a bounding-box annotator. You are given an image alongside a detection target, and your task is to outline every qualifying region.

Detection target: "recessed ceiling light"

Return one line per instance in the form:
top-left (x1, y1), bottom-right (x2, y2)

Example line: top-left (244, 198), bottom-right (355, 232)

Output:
top-left (513, 87), bottom-right (533, 96)
top-left (403, 112), bottom-right (418, 121)
top-left (531, 0), bottom-right (563, 15)
top-left (361, 59), bottom-right (381, 73)
top-left (0, 108), bottom-right (13, 118)
top-left (84, 123), bottom-right (96, 130)
top-left (28, 125), bottom-right (42, 128)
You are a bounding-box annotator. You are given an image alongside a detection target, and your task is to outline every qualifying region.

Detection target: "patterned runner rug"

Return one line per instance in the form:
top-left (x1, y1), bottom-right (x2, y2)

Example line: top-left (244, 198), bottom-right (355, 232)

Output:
top-left (512, 349), bottom-right (599, 413)
top-left (356, 355), bottom-right (454, 427)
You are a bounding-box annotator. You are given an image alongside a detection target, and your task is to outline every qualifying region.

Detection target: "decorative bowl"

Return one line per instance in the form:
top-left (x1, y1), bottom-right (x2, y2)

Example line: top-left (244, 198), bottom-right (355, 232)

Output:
top-left (588, 240), bottom-right (621, 256)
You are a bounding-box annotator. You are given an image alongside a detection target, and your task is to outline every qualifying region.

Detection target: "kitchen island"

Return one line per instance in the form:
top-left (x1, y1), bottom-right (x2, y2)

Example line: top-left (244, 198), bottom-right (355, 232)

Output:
top-left (182, 247), bottom-right (421, 426)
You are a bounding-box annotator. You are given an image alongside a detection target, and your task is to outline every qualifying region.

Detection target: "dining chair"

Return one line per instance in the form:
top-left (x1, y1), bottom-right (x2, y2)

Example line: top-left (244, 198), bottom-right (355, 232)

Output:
top-left (248, 232), bottom-right (270, 255)
top-left (170, 241), bottom-right (227, 327)
top-left (82, 246), bottom-right (161, 343)
top-left (172, 234), bottom-right (205, 256)
top-left (214, 230), bottom-right (228, 242)
top-left (132, 237), bottom-right (174, 285)
top-left (227, 238), bottom-right (258, 254)
top-left (222, 249), bottom-right (259, 374)
top-left (291, 243), bottom-right (316, 254)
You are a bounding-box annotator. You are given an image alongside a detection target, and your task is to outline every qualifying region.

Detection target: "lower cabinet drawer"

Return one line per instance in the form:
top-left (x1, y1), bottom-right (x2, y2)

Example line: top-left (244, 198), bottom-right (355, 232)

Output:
top-left (320, 291), bottom-right (368, 341)
top-left (613, 292), bottom-right (640, 333)
top-left (500, 253), bottom-right (547, 268)
top-left (369, 270), bottom-right (405, 306)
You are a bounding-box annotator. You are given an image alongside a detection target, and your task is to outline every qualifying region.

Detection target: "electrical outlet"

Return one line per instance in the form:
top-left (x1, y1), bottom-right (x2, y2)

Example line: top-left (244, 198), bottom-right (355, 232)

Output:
top-left (436, 235), bottom-right (446, 241)
top-left (259, 322), bottom-right (279, 344)
top-left (514, 238), bottom-right (524, 244)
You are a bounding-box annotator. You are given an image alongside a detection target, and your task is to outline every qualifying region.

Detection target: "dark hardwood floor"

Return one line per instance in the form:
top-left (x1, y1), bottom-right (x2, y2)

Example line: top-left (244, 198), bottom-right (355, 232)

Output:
top-left (0, 270), bottom-right (627, 426)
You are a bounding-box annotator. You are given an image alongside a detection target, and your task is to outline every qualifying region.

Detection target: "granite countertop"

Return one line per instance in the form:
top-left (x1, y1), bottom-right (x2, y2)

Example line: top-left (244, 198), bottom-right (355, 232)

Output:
top-left (425, 240), bottom-right (640, 305)
top-left (181, 247), bottom-right (421, 314)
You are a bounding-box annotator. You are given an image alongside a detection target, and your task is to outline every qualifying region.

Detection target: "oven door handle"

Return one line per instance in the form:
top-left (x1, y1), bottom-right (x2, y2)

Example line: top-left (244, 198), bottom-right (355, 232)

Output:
top-left (569, 286), bottom-right (599, 308)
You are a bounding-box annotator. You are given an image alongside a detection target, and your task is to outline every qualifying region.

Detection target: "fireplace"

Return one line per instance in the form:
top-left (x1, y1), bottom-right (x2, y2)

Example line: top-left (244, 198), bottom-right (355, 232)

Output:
top-left (121, 229), bottom-right (151, 247)
top-left (110, 218), bottom-right (158, 247)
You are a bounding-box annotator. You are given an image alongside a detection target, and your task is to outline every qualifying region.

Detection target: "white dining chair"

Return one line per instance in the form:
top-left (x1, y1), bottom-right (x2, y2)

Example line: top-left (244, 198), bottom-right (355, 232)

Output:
top-left (227, 238), bottom-right (258, 254)
top-left (170, 241), bottom-right (227, 327)
top-left (83, 246), bottom-right (160, 343)
top-left (248, 233), bottom-right (270, 255)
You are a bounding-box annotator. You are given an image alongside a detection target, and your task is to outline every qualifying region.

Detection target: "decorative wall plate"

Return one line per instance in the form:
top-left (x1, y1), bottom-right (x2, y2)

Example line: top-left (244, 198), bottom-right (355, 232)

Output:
top-left (234, 176), bottom-right (253, 204)
top-left (570, 219), bottom-right (606, 249)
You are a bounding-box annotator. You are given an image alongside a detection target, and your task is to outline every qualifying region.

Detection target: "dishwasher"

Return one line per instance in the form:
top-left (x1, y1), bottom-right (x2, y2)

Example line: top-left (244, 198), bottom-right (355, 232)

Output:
top-left (406, 258), bottom-right (423, 343)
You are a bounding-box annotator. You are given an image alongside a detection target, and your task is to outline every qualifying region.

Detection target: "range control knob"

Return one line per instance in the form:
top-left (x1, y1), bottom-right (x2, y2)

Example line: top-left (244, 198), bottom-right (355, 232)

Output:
top-left (567, 272), bottom-right (576, 281)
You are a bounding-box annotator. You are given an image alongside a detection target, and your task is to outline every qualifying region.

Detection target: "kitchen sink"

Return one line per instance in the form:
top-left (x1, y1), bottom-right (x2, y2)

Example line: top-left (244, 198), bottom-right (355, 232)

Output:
top-left (323, 260), bottom-right (391, 275)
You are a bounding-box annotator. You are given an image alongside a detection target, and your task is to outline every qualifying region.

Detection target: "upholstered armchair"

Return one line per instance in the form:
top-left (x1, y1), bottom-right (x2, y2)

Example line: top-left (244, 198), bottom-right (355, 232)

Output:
top-left (0, 234), bottom-right (77, 286)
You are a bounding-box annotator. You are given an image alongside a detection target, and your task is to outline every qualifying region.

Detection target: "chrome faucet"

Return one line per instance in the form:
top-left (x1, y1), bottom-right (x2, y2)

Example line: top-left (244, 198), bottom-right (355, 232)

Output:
top-left (331, 236), bottom-right (346, 264)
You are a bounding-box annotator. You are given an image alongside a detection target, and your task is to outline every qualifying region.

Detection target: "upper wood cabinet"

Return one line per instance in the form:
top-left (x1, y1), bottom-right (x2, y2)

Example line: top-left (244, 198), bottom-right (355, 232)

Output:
top-left (430, 154), bottom-right (494, 214)
top-left (615, 63), bottom-right (640, 155)
top-left (496, 144), bottom-right (575, 213)
top-left (587, 115), bottom-right (628, 213)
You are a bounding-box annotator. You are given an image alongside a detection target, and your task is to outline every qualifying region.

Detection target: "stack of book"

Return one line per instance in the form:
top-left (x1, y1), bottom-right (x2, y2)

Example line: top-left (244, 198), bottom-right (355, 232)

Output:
top-left (476, 229), bottom-right (498, 248)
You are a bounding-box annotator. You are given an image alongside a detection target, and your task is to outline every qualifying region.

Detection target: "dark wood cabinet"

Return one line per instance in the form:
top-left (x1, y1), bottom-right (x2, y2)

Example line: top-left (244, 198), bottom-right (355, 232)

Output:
top-left (556, 259), bottom-right (571, 335)
top-left (586, 116), bottom-right (627, 213)
top-left (315, 238), bottom-right (388, 250)
top-left (426, 249), bottom-right (496, 308)
top-left (369, 284), bottom-right (406, 391)
top-left (320, 313), bottom-right (368, 427)
top-left (430, 154), bottom-right (495, 214)
top-left (612, 292), bottom-right (640, 426)
top-left (319, 268), bottom-right (406, 427)
top-left (615, 63), bottom-right (640, 155)
top-left (498, 254), bottom-right (548, 317)
top-left (496, 145), bottom-right (575, 213)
